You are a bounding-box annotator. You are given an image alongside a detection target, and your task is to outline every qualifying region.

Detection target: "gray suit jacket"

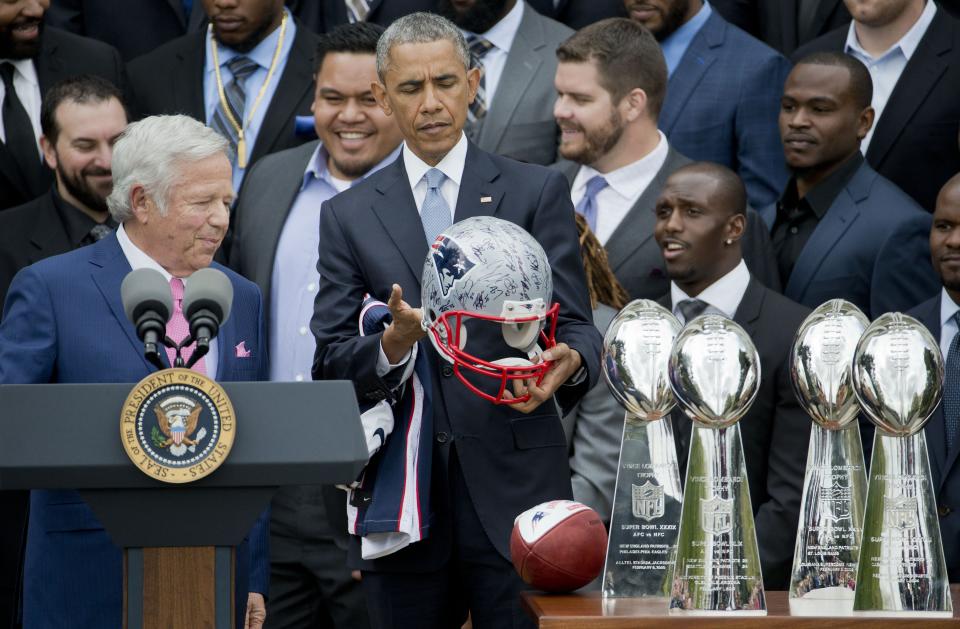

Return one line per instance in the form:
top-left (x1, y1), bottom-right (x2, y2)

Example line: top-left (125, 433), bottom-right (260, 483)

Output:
top-left (556, 145), bottom-right (781, 299)
top-left (561, 303), bottom-right (621, 521)
top-left (465, 4), bottom-right (572, 165)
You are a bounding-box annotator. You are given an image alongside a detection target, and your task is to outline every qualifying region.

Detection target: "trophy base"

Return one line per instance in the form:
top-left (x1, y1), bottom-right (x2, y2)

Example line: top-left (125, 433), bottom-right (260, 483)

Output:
top-left (668, 609), bottom-right (767, 617)
top-left (601, 596), bottom-right (670, 615)
top-left (853, 610), bottom-right (954, 618)
top-left (788, 588), bottom-right (854, 616)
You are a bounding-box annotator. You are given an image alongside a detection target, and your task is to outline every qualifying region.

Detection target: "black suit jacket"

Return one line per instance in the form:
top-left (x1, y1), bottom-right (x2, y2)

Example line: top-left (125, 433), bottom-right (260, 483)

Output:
top-left (794, 9), bottom-right (960, 212)
top-left (661, 278), bottom-right (811, 589)
top-left (46, 0), bottom-right (206, 60)
top-left (712, 0), bottom-right (850, 55)
top-left (311, 142), bottom-right (602, 571)
top-left (525, 0), bottom-right (626, 29)
top-left (909, 293), bottom-right (960, 583)
top-left (0, 27), bottom-right (126, 212)
top-left (127, 21), bottom-right (317, 168)
top-left (293, 0), bottom-right (436, 31)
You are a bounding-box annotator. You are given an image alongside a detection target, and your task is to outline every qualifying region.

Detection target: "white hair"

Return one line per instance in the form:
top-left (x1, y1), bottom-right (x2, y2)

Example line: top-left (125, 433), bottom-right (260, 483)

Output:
top-left (376, 12), bottom-right (470, 82)
top-left (106, 115), bottom-right (231, 222)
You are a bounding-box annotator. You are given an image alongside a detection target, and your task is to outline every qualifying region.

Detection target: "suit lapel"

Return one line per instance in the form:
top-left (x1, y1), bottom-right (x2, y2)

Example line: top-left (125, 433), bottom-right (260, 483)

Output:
top-left (732, 277), bottom-right (764, 337)
top-left (453, 143), bottom-right (503, 223)
top-left (778, 0), bottom-right (800, 53)
top-left (250, 24), bottom-right (314, 163)
top-left (784, 166), bottom-right (867, 301)
top-left (165, 0), bottom-right (187, 26)
top-left (808, 0), bottom-right (843, 41)
top-left (371, 156), bottom-right (428, 282)
top-left (475, 5), bottom-right (544, 151)
top-left (212, 265), bottom-right (239, 380)
top-left (866, 14), bottom-right (951, 169)
top-left (660, 12), bottom-right (722, 134)
top-left (26, 193), bottom-right (72, 265)
top-left (177, 31), bottom-right (208, 119)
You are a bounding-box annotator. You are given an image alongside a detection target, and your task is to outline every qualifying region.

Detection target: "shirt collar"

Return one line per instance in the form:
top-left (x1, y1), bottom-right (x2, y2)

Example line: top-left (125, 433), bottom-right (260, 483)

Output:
top-left (50, 186), bottom-right (105, 246)
top-left (661, 0), bottom-right (712, 74)
top-left (301, 142), bottom-right (402, 191)
top-left (781, 152), bottom-right (863, 218)
top-left (844, 0), bottom-right (935, 62)
top-left (403, 132), bottom-right (469, 192)
top-left (0, 58), bottom-right (38, 85)
top-left (670, 258), bottom-right (750, 319)
top-left (465, 0), bottom-right (525, 54)
top-left (573, 131), bottom-right (668, 200)
top-left (117, 223), bottom-right (177, 282)
top-left (205, 8), bottom-right (295, 73)
top-left (941, 287), bottom-right (960, 329)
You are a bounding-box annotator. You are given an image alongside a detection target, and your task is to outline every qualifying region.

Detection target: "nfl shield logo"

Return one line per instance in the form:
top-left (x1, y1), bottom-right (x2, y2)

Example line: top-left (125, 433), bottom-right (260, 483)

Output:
top-left (818, 478), bottom-right (852, 522)
top-left (632, 481), bottom-right (664, 522)
top-left (884, 495), bottom-right (919, 530)
top-left (701, 495), bottom-right (733, 534)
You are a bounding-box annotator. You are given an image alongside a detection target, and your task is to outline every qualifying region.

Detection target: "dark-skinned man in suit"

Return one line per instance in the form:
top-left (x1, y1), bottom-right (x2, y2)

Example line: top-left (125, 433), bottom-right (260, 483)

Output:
top-left (310, 12), bottom-right (601, 628)
top-left (654, 161), bottom-right (811, 589)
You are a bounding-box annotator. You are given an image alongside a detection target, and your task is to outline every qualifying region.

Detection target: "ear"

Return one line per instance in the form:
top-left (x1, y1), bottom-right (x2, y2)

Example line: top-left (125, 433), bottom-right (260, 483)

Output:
top-left (725, 213), bottom-right (746, 243)
top-left (372, 81), bottom-right (393, 116)
top-left (623, 87), bottom-right (648, 123)
top-left (466, 66), bottom-right (481, 103)
top-left (40, 135), bottom-right (57, 170)
top-left (857, 106), bottom-right (875, 141)
top-left (129, 185), bottom-right (153, 225)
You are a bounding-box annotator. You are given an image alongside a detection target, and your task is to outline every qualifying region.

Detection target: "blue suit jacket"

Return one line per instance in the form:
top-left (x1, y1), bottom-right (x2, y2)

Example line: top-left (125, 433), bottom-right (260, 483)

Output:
top-left (0, 234), bottom-right (269, 629)
top-left (760, 161), bottom-right (940, 319)
top-left (311, 142), bottom-right (602, 572)
top-left (909, 294), bottom-right (960, 583)
top-left (661, 10), bottom-right (791, 209)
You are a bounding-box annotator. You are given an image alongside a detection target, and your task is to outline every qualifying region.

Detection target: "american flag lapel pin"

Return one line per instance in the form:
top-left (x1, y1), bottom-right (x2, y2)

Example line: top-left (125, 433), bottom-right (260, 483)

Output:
top-left (481, 195), bottom-right (492, 203)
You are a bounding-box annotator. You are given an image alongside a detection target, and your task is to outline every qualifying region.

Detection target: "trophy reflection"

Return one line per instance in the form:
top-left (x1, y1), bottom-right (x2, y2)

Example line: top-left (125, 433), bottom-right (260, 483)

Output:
top-left (788, 300), bottom-right (869, 616)
top-left (852, 312), bottom-right (952, 617)
top-left (600, 300), bottom-right (683, 599)
top-left (668, 314), bottom-right (766, 615)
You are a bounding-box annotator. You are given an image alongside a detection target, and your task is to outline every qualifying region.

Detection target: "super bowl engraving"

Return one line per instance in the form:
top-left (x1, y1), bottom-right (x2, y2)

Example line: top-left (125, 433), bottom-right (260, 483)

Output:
top-left (120, 368), bottom-right (236, 484)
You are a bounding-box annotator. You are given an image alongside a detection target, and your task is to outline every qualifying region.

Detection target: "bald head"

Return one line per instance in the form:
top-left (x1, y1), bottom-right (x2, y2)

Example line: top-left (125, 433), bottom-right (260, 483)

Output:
top-left (671, 162), bottom-right (747, 218)
top-left (938, 173), bottom-right (960, 210)
top-left (930, 172), bottom-right (960, 301)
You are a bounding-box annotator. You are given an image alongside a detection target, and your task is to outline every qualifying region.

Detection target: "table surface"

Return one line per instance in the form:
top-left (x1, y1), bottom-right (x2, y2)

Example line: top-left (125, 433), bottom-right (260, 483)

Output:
top-left (522, 586), bottom-right (960, 628)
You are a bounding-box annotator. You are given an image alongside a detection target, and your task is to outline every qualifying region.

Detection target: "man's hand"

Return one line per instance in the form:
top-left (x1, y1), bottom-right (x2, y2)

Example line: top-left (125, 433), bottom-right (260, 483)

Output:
top-left (501, 343), bottom-right (583, 413)
top-left (245, 592), bottom-right (266, 629)
top-left (381, 284), bottom-right (426, 363)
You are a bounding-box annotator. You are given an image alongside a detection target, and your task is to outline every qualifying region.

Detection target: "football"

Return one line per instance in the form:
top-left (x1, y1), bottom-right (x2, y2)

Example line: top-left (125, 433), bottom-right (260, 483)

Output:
top-left (510, 500), bottom-right (607, 592)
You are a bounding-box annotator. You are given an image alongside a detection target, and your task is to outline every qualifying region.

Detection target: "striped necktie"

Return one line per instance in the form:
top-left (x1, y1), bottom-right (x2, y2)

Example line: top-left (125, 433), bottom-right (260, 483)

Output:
top-left (210, 55), bottom-right (259, 166)
top-left (466, 35), bottom-right (495, 122)
top-left (346, 0), bottom-right (371, 22)
top-left (944, 311), bottom-right (960, 451)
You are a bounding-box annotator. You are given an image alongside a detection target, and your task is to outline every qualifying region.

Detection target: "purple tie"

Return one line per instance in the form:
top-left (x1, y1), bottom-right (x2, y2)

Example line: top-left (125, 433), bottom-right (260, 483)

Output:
top-left (575, 175), bottom-right (608, 234)
top-left (165, 277), bottom-right (207, 374)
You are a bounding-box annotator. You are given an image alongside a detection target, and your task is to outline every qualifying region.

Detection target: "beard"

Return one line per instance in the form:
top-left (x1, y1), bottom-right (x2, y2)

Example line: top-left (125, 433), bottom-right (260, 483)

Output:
top-left (559, 108), bottom-right (625, 166)
top-left (0, 16), bottom-right (44, 59)
top-left (330, 155), bottom-right (380, 180)
top-left (438, 0), bottom-right (511, 34)
top-left (213, 15), bottom-right (277, 54)
top-left (649, 0), bottom-right (691, 41)
top-left (59, 162), bottom-right (111, 215)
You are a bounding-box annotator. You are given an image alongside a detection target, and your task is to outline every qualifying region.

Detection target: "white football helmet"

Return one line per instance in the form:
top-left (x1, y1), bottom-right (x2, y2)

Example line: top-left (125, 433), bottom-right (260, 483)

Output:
top-left (420, 216), bottom-right (559, 404)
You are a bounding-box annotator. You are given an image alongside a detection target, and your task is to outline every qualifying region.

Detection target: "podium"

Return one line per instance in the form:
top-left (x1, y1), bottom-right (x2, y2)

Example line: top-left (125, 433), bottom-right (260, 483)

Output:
top-left (0, 380), bottom-right (367, 629)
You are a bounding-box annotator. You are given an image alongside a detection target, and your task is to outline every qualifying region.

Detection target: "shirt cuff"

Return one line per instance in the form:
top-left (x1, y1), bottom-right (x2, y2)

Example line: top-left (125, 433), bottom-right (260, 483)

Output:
top-left (376, 340), bottom-right (417, 384)
top-left (563, 365), bottom-right (587, 387)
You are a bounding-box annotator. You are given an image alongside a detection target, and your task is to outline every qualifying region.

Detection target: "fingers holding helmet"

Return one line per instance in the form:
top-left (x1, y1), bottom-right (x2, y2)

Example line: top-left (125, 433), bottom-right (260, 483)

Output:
top-left (501, 343), bottom-right (583, 413)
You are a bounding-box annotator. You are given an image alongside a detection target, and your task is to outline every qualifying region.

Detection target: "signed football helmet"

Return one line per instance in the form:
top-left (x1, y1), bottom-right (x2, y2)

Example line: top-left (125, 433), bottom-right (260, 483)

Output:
top-left (420, 216), bottom-right (559, 404)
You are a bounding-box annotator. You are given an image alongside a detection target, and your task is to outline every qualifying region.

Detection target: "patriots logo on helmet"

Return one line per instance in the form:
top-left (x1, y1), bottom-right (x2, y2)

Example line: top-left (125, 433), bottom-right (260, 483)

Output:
top-left (431, 235), bottom-right (476, 297)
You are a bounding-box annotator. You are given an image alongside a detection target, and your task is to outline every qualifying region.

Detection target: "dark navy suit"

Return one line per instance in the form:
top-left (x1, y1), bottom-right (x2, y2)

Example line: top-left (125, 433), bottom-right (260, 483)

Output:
top-left (0, 234), bottom-right (269, 628)
top-left (909, 293), bottom-right (960, 583)
top-left (661, 10), bottom-right (791, 209)
top-left (310, 142), bottom-right (601, 626)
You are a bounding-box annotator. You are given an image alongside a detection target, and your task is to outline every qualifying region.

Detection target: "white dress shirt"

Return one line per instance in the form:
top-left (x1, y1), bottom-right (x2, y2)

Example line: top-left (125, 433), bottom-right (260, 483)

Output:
top-left (844, 0), bottom-right (936, 153)
top-left (116, 224), bottom-right (219, 377)
top-left (570, 131), bottom-right (670, 245)
top-left (670, 259), bottom-right (751, 323)
top-left (462, 0), bottom-right (525, 106)
top-left (940, 287), bottom-right (960, 359)
top-left (402, 131), bottom-right (468, 220)
top-left (0, 58), bottom-right (42, 158)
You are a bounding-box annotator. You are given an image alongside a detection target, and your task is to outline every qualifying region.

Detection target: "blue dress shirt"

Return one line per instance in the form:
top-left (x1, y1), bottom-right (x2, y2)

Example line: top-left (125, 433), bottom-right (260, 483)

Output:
top-left (661, 1), bottom-right (713, 76)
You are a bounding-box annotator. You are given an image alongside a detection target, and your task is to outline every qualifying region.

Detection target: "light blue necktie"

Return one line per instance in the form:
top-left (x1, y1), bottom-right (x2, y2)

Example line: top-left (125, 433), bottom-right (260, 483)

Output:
top-left (420, 168), bottom-right (451, 244)
top-left (944, 312), bottom-right (960, 451)
top-left (575, 175), bottom-right (608, 234)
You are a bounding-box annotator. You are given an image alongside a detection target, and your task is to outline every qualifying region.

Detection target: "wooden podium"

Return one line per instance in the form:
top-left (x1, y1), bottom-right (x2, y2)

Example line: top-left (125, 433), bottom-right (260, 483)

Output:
top-left (522, 586), bottom-right (960, 628)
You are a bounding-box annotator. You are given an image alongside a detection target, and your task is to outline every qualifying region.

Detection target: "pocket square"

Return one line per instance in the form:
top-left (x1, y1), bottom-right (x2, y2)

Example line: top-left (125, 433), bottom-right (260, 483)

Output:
top-left (235, 341), bottom-right (252, 358)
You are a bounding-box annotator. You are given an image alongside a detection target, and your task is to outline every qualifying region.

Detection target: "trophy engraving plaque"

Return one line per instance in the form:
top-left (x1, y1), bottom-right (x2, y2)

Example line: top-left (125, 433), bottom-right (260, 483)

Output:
top-left (601, 300), bottom-right (683, 598)
top-left (851, 313), bottom-right (952, 617)
top-left (668, 314), bottom-right (766, 615)
top-left (789, 300), bottom-right (869, 616)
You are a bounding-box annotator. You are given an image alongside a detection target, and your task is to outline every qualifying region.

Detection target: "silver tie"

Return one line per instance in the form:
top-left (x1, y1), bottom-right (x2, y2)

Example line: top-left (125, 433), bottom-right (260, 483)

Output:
top-left (420, 168), bottom-right (452, 244)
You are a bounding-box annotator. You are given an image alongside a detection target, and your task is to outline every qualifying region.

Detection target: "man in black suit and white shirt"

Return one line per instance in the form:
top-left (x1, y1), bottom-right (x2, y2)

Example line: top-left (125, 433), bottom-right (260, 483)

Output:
top-left (794, 0), bottom-right (960, 212)
top-left (552, 18), bottom-right (779, 300)
top-left (311, 12), bottom-right (601, 628)
top-left (654, 162), bottom-right (811, 590)
top-left (0, 0), bottom-right (126, 211)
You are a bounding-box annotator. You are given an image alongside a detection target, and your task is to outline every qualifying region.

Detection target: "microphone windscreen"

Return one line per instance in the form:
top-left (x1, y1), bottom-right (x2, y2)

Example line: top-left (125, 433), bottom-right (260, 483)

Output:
top-left (182, 268), bottom-right (234, 325)
top-left (121, 268), bottom-right (172, 323)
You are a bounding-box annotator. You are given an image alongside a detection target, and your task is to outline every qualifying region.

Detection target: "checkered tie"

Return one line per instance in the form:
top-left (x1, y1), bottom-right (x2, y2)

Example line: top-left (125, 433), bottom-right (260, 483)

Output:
top-left (466, 35), bottom-right (494, 122)
top-left (345, 0), bottom-right (371, 22)
top-left (165, 278), bottom-right (207, 374)
top-left (677, 299), bottom-right (709, 324)
top-left (575, 175), bottom-right (607, 234)
top-left (944, 312), bottom-right (960, 451)
top-left (420, 168), bottom-right (451, 244)
top-left (210, 55), bottom-right (259, 165)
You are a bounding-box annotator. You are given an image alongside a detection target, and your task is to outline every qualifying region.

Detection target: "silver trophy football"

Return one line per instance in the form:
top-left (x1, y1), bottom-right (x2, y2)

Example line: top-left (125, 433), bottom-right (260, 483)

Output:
top-left (600, 300), bottom-right (683, 599)
top-left (668, 314), bottom-right (766, 615)
top-left (851, 312), bottom-right (952, 617)
top-left (788, 300), bottom-right (870, 616)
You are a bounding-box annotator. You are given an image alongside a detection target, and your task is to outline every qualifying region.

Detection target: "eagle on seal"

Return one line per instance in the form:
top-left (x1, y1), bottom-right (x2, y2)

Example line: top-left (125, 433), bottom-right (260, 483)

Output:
top-left (154, 404), bottom-right (202, 447)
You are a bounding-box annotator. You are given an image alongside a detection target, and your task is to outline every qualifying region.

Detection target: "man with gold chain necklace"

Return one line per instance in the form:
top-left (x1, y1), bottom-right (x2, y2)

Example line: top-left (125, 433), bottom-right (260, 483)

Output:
top-left (128, 0), bottom-right (318, 191)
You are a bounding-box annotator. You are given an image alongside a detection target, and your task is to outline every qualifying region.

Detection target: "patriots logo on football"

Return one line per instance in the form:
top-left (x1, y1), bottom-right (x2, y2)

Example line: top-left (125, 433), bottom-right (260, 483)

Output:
top-left (531, 511), bottom-right (546, 530)
top-left (431, 235), bottom-right (476, 297)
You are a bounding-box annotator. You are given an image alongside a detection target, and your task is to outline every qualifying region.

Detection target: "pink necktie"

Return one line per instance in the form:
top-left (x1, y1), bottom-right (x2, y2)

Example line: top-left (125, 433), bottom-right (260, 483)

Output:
top-left (165, 277), bottom-right (207, 374)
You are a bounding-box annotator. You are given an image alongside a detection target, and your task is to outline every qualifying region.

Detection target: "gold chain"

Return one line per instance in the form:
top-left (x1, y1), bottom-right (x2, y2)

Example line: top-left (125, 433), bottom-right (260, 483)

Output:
top-left (209, 11), bottom-right (288, 169)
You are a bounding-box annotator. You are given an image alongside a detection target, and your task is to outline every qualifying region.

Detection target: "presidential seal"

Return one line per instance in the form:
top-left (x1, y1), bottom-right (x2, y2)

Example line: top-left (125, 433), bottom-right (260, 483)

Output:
top-left (120, 368), bottom-right (235, 483)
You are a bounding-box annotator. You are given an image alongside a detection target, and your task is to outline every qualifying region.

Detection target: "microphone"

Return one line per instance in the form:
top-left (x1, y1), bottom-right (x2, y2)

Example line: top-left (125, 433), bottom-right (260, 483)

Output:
top-left (181, 268), bottom-right (233, 368)
top-left (121, 268), bottom-right (173, 371)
